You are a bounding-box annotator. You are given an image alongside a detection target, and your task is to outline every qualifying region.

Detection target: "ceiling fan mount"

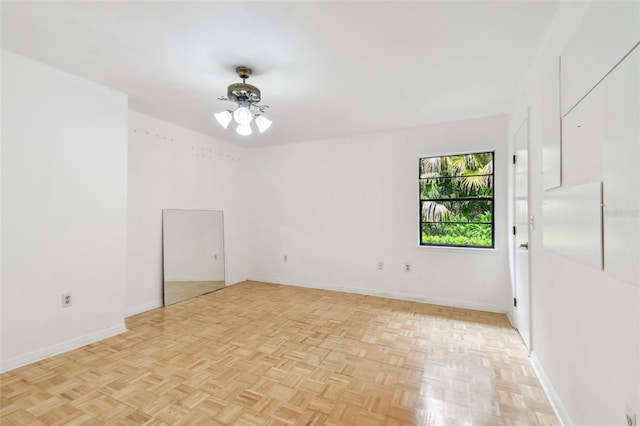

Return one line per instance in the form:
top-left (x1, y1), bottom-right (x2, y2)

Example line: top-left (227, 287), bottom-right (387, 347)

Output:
top-left (235, 66), bottom-right (252, 80)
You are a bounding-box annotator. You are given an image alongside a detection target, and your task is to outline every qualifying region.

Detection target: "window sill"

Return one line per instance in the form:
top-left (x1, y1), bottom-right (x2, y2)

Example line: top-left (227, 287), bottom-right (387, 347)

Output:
top-left (415, 245), bottom-right (501, 255)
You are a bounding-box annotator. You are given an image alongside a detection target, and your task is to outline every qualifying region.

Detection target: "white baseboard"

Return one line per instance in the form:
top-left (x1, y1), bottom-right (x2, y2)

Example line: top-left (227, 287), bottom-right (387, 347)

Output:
top-left (0, 322), bottom-right (127, 374)
top-left (249, 276), bottom-right (508, 314)
top-left (529, 351), bottom-right (573, 426)
top-left (125, 299), bottom-right (163, 317)
top-left (225, 277), bottom-right (248, 286)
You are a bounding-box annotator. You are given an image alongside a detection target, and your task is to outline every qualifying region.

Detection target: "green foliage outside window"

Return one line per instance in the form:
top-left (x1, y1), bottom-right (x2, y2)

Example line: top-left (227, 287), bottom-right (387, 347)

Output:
top-left (419, 152), bottom-right (494, 248)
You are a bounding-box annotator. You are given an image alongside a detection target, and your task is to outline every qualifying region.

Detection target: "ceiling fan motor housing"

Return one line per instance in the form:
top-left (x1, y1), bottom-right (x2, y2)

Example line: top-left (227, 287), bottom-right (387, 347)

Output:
top-left (227, 66), bottom-right (261, 104)
top-left (227, 82), bottom-right (261, 103)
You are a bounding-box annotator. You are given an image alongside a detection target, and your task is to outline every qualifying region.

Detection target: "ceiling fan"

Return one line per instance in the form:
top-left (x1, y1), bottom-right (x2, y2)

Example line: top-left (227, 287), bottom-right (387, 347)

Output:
top-left (214, 66), bottom-right (272, 136)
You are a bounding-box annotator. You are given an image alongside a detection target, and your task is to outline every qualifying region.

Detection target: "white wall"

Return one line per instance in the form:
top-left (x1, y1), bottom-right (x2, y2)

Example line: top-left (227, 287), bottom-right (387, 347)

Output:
top-left (247, 115), bottom-right (511, 313)
top-left (508, 1), bottom-right (640, 424)
top-left (126, 111), bottom-right (248, 316)
top-left (0, 50), bottom-right (128, 372)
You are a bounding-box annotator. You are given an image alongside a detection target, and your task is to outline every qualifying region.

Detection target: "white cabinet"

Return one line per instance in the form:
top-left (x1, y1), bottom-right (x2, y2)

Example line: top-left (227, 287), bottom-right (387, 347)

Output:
top-left (560, 1), bottom-right (639, 116)
top-left (557, 45), bottom-right (639, 285)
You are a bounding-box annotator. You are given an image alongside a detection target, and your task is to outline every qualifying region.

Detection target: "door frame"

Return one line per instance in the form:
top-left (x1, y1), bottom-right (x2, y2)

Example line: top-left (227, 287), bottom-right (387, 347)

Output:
top-left (512, 112), bottom-right (532, 352)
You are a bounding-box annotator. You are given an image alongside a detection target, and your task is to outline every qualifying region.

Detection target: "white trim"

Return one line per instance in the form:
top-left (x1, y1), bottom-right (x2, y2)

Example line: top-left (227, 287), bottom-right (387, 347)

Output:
top-left (249, 277), bottom-right (508, 314)
top-left (415, 245), bottom-right (502, 255)
top-left (529, 351), bottom-right (573, 426)
top-left (418, 147), bottom-right (497, 158)
top-left (0, 322), bottom-right (127, 373)
top-left (125, 299), bottom-right (163, 317)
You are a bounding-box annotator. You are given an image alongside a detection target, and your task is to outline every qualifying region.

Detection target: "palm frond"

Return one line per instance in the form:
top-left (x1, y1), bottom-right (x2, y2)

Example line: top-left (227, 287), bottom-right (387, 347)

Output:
top-left (422, 201), bottom-right (450, 222)
top-left (420, 157), bottom-right (443, 178)
top-left (462, 174), bottom-right (485, 191)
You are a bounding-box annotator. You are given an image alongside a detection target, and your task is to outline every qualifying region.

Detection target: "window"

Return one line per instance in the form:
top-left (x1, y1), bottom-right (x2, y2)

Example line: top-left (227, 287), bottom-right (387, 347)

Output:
top-left (419, 151), bottom-right (494, 248)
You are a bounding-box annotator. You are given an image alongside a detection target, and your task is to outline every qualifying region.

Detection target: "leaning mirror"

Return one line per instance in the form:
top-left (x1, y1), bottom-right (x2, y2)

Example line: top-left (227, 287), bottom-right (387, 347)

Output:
top-left (162, 209), bottom-right (225, 306)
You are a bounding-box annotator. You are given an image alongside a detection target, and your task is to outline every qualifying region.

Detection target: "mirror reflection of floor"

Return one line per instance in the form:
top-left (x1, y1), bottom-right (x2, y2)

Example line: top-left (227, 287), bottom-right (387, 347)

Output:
top-left (163, 280), bottom-right (225, 306)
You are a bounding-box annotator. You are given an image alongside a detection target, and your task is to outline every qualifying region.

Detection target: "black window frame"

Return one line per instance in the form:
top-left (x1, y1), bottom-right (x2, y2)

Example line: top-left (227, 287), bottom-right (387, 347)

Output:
top-left (419, 151), bottom-right (495, 249)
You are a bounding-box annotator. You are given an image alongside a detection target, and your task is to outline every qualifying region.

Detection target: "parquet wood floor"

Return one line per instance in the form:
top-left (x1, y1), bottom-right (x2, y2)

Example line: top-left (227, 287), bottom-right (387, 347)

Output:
top-left (0, 281), bottom-right (558, 425)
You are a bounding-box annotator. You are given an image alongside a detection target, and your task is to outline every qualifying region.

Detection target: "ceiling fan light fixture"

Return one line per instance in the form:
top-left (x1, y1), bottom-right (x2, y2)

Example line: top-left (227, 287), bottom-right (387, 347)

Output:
top-left (233, 106), bottom-right (253, 125)
top-left (214, 66), bottom-right (271, 136)
top-left (236, 123), bottom-right (252, 136)
top-left (255, 115), bottom-right (272, 133)
top-left (214, 110), bottom-right (232, 129)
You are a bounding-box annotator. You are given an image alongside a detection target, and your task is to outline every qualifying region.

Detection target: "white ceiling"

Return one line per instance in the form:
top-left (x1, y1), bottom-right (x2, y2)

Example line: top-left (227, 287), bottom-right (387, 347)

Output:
top-left (1, 1), bottom-right (559, 147)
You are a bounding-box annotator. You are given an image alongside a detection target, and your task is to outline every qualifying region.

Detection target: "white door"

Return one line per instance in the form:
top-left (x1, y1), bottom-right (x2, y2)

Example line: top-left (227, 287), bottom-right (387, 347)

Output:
top-left (513, 117), bottom-right (531, 351)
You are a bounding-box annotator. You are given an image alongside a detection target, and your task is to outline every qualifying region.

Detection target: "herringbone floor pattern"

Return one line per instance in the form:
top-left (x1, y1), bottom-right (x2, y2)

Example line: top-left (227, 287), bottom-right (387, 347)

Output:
top-left (0, 281), bottom-right (558, 425)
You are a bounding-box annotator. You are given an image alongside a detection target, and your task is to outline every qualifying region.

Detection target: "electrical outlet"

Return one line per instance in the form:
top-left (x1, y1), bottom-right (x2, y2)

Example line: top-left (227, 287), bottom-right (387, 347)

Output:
top-left (404, 263), bottom-right (411, 272)
top-left (284, 254), bottom-right (288, 262)
top-left (626, 405), bottom-right (636, 426)
top-left (61, 293), bottom-right (72, 308)
top-left (377, 261), bottom-right (384, 270)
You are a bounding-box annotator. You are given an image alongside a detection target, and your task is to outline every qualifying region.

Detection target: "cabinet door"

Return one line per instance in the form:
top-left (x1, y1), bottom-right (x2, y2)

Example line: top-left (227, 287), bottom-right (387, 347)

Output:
top-left (602, 47), bottom-right (639, 285)
top-left (543, 57), bottom-right (562, 190)
top-left (560, 1), bottom-right (639, 115)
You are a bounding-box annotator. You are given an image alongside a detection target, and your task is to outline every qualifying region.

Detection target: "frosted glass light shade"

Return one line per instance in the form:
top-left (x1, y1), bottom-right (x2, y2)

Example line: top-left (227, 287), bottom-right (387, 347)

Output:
top-left (255, 115), bottom-right (272, 133)
top-left (233, 107), bottom-right (253, 125)
top-left (236, 123), bottom-right (252, 136)
top-left (214, 110), bottom-right (233, 129)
